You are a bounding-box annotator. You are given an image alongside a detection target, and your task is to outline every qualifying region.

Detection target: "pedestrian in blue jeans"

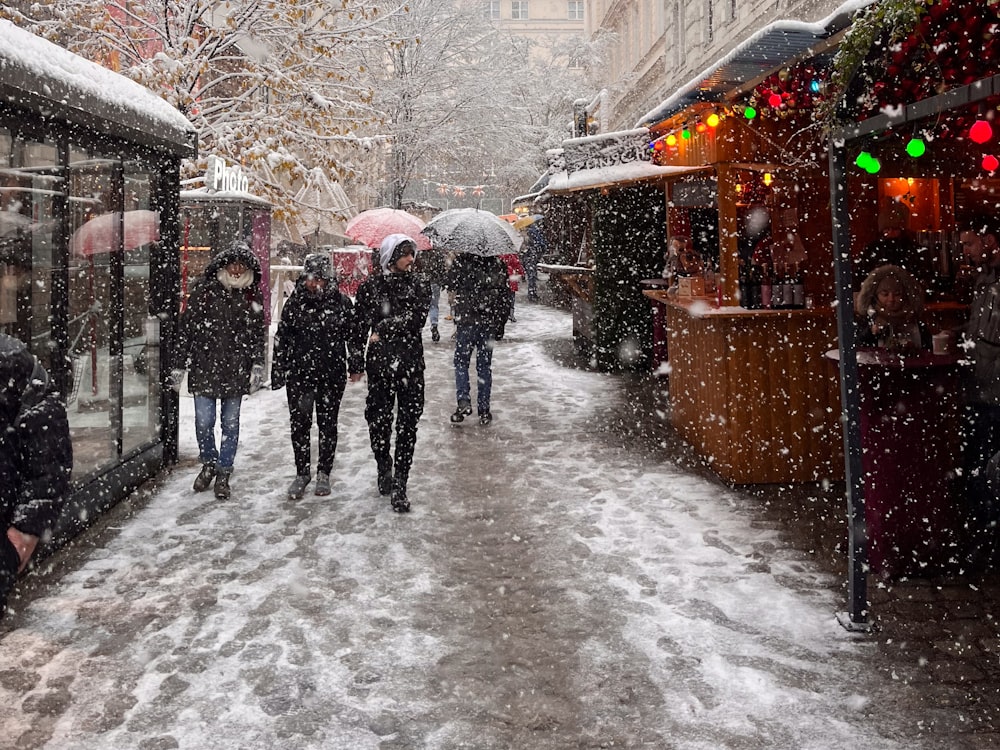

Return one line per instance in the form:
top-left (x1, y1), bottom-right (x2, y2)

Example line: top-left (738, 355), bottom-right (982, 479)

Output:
top-left (446, 250), bottom-right (509, 425)
top-left (173, 241), bottom-right (265, 499)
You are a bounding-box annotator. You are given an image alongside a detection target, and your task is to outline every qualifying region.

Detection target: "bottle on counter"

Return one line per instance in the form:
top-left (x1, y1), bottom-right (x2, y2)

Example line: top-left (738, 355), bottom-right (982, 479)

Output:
top-left (748, 263), bottom-right (762, 309)
top-left (738, 258), bottom-right (750, 308)
top-left (760, 263), bottom-right (773, 309)
top-left (781, 262), bottom-right (795, 309)
top-left (792, 262), bottom-right (805, 309)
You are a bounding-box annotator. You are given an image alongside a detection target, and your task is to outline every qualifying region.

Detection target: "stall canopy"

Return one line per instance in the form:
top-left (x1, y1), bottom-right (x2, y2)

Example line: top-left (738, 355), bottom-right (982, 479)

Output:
top-left (0, 19), bottom-right (196, 157)
top-left (293, 167), bottom-right (355, 244)
top-left (636, 0), bottom-right (873, 129)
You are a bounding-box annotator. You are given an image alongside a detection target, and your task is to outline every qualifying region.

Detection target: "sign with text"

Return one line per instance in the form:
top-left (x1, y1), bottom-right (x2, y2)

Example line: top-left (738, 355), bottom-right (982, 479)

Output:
top-left (205, 155), bottom-right (249, 193)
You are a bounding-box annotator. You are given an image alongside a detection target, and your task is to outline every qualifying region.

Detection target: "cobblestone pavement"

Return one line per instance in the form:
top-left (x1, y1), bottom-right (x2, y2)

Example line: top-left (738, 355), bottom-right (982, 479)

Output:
top-left (1, 297), bottom-right (1000, 748)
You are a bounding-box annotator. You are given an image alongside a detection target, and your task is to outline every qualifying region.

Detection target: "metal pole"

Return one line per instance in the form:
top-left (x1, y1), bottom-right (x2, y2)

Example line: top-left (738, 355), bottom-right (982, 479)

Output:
top-left (829, 138), bottom-right (871, 631)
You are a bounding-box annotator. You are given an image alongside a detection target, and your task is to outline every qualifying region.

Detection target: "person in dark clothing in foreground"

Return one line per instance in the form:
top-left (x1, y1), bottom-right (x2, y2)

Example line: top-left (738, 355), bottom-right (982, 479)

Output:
top-left (0, 334), bottom-right (72, 617)
top-left (272, 253), bottom-right (365, 499)
top-left (447, 250), bottom-right (510, 425)
top-left (354, 234), bottom-right (431, 513)
top-left (173, 241), bottom-right (265, 500)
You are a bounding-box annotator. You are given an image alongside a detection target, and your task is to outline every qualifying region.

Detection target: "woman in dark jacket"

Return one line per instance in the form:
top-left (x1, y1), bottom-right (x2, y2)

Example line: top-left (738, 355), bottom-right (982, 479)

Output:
top-left (355, 234), bottom-right (431, 513)
top-left (174, 241), bottom-right (265, 500)
top-left (0, 334), bottom-right (72, 616)
top-left (272, 253), bottom-right (365, 499)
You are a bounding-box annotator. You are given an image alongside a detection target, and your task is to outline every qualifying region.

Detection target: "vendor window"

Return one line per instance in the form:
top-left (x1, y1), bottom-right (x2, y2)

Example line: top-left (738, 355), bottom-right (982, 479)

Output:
top-left (568, 1), bottom-right (583, 20)
top-left (512, 0), bottom-right (528, 20)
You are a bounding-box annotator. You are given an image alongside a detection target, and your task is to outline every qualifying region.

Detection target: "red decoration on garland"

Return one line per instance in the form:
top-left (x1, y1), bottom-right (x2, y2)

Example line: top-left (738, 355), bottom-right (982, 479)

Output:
top-left (983, 154), bottom-right (999, 171)
top-left (971, 119), bottom-right (994, 144)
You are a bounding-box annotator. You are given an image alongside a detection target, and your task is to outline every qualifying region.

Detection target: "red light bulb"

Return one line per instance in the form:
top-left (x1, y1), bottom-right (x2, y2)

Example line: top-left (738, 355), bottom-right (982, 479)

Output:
top-left (983, 154), bottom-right (1000, 172)
top-left (971, 120), bottom-right (994, 144)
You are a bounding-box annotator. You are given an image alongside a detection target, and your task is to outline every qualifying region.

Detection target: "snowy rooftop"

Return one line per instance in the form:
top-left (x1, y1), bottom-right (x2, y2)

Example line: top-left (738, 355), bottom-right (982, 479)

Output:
top-left (636, 0), bottom-right (876, 127)
top-left (0, 20), bottom-right (197, 157)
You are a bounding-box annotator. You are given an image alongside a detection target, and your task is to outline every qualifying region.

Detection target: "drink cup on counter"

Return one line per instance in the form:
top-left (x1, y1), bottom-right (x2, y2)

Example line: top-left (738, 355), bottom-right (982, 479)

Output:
top-left (932, 331), bottom-right (952, 356)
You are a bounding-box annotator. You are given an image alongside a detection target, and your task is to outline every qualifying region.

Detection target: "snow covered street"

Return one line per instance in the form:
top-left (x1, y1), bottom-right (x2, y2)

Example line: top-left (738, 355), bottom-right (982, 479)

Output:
top-left (0, 301), bottom-right (961, 749)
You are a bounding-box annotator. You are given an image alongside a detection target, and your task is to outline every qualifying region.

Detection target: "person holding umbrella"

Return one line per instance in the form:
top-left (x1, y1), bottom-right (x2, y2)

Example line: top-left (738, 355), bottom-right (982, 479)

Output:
top-left (354, 234), bottom-right (431, 513)
top-left (271, 253), bottom-right (366, 499)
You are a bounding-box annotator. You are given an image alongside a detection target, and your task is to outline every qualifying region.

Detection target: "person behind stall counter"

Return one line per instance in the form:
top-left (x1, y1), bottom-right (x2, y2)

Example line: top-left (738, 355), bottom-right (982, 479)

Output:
top-left (854, 264), bottom-right (930, 353)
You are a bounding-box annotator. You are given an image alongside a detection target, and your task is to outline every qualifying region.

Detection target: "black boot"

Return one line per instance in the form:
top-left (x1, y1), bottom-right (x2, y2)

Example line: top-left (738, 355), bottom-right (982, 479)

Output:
top-left (377, 460), bottom-right (394, 496)
top-left (214, 467), bottom-right (232, 500)
top-left (431, 324), bottom-right (440, 342)
top-left (450, 400), bottom-right (473, 424)
top-left (193, 462), bottom-right (216, 492)
top-left (391, 482), bottom-right (410, 513)
top-left (479, 411), bottom-right (493, 426)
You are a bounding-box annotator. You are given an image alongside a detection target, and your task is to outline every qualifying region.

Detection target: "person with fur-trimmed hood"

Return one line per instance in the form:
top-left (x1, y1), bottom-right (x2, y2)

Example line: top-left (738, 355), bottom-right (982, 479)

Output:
top-left (354, 234), bottom-right (431, 513)
top-left (173, 240), bottom-right (265, 500)
top-left (0, 334), bottom-right (72, 617)
top-left (272, 253), bottom-right (365, 499)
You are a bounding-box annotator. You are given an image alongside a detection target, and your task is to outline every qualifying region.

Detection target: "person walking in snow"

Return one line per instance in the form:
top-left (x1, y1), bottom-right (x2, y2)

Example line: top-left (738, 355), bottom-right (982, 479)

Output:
top-left (447, 248), bottom-right (509, 425)
top-left (414, 245), bottom-right (448, 343)
top-left (521, 221), bottom-right (547, 303)
top-left (271, 253), bottom-right (365, 499)
top-left (0, 334), bottom-right (72, 617)
top-left (173, 240), bottom-right (265, 500)
top-left (354, 234), bottom-right (431, 513)
top-left (498, 252), bottom-right (525, 330)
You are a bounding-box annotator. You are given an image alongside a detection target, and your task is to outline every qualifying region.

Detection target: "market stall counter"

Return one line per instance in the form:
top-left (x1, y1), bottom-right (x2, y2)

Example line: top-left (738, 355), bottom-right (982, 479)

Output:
top-left (650, 290), bottom-right (843, 484)
top-left (539, 263), bottom-right (593, 347)
top-left (826, 347), bottom-right (966, 577)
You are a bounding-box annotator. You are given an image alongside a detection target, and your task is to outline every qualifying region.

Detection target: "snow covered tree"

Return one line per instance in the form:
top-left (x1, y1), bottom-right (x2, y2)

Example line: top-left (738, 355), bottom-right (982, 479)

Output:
top-left (4, 0), bottom-right (391, 225)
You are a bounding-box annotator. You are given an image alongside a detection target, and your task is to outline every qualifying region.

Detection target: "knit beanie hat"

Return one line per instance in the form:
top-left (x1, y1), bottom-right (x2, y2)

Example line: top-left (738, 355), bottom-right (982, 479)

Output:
top-left (302, 252), bottom-right (334, 283)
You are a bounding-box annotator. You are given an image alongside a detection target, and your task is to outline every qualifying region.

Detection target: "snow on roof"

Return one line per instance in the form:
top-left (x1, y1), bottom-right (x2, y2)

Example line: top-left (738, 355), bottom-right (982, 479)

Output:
top-left (546, 162), bottom-right (707, 193)
top-left (635, 0), bottom-right (876, 128)
top-left (0, 20), bottom-right (197, 156)
top-left (180, 187), bottom-right (273, 207)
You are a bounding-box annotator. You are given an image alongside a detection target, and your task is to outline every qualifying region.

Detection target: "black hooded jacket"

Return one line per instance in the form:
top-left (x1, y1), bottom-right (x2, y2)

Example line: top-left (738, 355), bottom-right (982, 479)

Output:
top-left (446, 253), bottom-right (509, 328)
top-left (355, 270), bottom-right (431, 374)
top-left (0, 334), bottom-right (72, 538)
top-left (176, 242), bottom-right (266, 398)
top-left (272, 258), bottom-right (365, 386)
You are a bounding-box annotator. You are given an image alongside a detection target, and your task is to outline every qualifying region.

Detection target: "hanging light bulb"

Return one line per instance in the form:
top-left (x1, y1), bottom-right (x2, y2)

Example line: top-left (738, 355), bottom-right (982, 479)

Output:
top-left (905, 137), bottom-right (926, 158)
top-left (983, 154), bottom-right (999, 172)
top-left (762, 172), bottom-right (774, 186)
top-left (681, 126), bottom-right (692, 140)
top-left (706, 113), bottom-right (720, 128)
top-left (743, 105), bottom-right (757, 120)
top-left (695, 120), bottom-right (707, 134)
top-left (855, 151), bottom-right (875, 171)
top-left (665, 133), bottom-right (678, 147)
top-left (971, 119), bottom-right (994, 145)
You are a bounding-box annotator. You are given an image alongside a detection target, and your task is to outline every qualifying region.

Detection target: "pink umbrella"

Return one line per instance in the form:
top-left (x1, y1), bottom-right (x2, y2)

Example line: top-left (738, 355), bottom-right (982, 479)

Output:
top-left (344, 207), bottom-right (431, 251)
top-left (71, 209), bottom-right (161, 256)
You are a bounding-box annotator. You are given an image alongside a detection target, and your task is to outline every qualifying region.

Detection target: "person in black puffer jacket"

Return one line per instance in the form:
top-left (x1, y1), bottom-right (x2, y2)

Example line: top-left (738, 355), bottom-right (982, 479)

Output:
top-left (174, 241), bottom-right (265, 500)
top-left (272, 253), bottom-right (365, 499)
top-left (0, 334), bottom-right (72, 617)
top-left (355, 234), bottom-right (431, 513)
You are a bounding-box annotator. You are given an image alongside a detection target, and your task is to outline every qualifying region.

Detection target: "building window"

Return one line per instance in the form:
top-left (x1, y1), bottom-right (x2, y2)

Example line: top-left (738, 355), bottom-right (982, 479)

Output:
top-left (488, 0), bottom-right (500, 20)
top-left (512, 0), bottom-right (529, 20)
top-left (568, 0), bottom-right (584, 20)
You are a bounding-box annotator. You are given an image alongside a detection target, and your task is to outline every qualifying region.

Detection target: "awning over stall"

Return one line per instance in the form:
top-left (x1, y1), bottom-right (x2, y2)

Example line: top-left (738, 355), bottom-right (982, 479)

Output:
top-left (547, 162), bottom-right (708, 193)
top-left (636, 0), bottom-right (872, 128)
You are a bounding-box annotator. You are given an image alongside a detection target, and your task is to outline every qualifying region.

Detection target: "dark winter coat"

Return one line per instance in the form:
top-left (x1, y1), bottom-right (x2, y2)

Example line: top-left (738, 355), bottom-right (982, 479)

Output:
top-left (176, 242), bottom-right (265, 399)
top-left (414, 248), bottom-right (448, 286)
top-left (446, 253), bottom-right (509, 328)
top-left (272, 277), bottom-right (365, 387)
top-left (355, 271), bottom-right (431, 375)
top-left (0, 334), bottom-right (72, 538)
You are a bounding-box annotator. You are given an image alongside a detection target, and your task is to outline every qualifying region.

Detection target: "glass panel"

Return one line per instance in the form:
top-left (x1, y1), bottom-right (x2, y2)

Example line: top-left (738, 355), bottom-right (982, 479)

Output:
top-left (67, 147), bottom-right (119, 476)
top-left (1, 133), bottom-right (59, 369)
top-left (121, 163), bottom-right (160, 455)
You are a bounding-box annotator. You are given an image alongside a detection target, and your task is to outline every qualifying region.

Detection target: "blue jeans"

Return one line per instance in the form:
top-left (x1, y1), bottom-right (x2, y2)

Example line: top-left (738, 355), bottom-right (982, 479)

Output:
top-left (454, 323), bottom-right (495, 414)
top-left (194, 395), bottom-right (242, 469)
top-left (429, 282), bottom-right (441, 326)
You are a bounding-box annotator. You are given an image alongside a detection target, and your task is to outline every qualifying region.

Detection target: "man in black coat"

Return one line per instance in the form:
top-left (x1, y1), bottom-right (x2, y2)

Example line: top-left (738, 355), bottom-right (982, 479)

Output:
top-left (447, 250), bottom-right (509, 425)
top-left (272, 253), bottom-right (365, 499)
top-left (174, 241), bottom-right (266, 500)
top-left (0, 334), bottom-right (72, 616)
top-left (355, 234), bottom-right (431, 513)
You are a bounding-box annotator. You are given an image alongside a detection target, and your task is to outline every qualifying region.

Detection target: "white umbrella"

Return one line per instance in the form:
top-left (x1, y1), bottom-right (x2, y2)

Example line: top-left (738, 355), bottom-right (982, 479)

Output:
top-left (422, 208), bottom-right (523, 257)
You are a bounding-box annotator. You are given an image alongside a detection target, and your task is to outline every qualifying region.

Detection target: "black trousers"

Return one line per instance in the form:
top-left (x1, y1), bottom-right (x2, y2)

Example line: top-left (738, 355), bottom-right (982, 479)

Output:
top-left (365, 361), bottom-right (424, 489)
top-left (286, 377), bottom-right (346, 476)
top-left (0, 534), bottom-right (20, 616)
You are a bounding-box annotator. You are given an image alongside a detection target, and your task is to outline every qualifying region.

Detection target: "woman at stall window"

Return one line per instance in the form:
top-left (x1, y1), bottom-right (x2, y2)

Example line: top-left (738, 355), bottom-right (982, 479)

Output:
top-left (855, 264), bottom-right (930, 354)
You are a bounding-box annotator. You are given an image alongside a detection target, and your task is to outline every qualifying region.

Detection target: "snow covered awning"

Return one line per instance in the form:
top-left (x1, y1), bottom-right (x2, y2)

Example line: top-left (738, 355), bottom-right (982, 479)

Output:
top-left (0, 20), bottom-right (197, 157)
top-left (636, 0), bottom-right (873, 128)
top-left (546, 163), bottom-right (708, 193)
